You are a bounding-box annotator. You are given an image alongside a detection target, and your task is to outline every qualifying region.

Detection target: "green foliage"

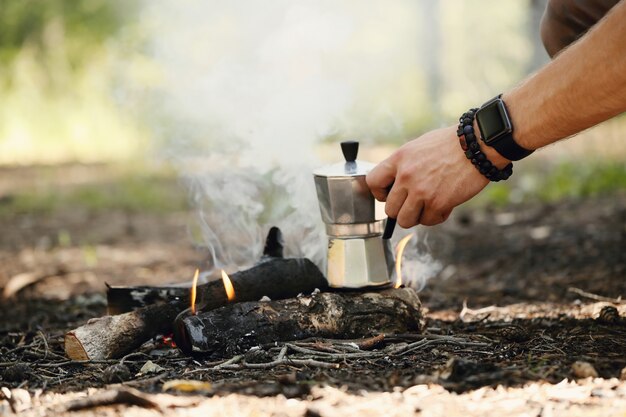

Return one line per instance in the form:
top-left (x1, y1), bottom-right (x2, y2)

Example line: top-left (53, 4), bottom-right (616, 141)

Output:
top-left (0, 0), bottom-right (132, 66)
top-left (536, 162), bottom-right (626, 202)
top-left (480, 183), bottom-right (512, 207)
top-left (475, 161), bottom-right (626, 207)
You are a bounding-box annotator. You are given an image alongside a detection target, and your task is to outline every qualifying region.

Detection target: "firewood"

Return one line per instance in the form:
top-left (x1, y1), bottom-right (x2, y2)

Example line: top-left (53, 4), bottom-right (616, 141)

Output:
top-left (106, 226), bottom-right (287, 314)
top-left (173, 287), bottom-right (423, 357)
top-left (64, 302), bottom-right (181, 361)
top-left (64, 257), bottom-right (326, 360)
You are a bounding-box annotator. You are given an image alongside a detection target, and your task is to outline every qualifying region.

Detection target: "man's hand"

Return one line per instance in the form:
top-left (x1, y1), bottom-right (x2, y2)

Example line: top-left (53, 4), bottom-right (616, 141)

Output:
top-left (366, 126), bottom-right (500, 227)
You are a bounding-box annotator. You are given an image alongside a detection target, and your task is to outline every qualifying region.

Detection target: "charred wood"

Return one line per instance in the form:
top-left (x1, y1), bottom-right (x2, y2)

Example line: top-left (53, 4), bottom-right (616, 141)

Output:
top-left (173, 287), bottom-right (422, 357)
top-left (107, 226), bottom-right (288, 314)
top-left (65, 257), bottom-right (326, 360)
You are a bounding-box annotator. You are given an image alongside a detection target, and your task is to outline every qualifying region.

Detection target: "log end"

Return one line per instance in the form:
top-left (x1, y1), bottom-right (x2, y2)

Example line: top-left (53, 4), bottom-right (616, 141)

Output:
top-left (64, 332), bottom-right (90, 361)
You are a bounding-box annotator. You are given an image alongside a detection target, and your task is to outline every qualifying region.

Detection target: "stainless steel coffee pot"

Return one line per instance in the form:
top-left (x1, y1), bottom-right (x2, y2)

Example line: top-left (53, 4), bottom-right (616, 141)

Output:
top-left (313, 141), bottom-right (394, 288)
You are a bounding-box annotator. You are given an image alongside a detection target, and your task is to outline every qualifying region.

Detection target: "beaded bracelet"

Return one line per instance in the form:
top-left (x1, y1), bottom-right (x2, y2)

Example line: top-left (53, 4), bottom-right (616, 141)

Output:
top-left (456, 109), bottom-right (513, 182)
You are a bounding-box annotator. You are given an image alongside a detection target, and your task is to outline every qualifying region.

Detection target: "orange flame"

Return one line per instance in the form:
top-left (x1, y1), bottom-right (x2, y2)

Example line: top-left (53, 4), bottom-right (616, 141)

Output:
top-left (394, 234), bottom-right (413, 288)
top-left (221, 270), bottom-right (236, 301)
top-left (190, 268), bottom-right (199, 315)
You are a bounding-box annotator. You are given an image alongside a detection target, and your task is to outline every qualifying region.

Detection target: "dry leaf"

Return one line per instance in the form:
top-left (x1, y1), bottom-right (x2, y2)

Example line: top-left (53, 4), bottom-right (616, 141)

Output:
top-left (162, 379), bottom-right (212, 393)
top-left (3, 272), bottom-right (42, 299)
top-left (137, 360), bottom-right (165, 375)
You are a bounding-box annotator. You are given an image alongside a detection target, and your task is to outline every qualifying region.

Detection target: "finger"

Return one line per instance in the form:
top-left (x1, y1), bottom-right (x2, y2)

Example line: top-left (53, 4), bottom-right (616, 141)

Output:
top-left (419, 205), bottom-right (447, 226)
top-left (396, 197), bottom-right (424, 229)
top-left (384, 186), bottom-right (408, 219)
top-left (441, 208), bottom-right (453, 222)
top-left (366, 160), bottom-right (396, 202)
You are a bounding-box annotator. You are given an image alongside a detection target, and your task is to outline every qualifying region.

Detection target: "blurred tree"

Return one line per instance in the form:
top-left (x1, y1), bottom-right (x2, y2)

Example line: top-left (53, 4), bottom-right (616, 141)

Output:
top-left (0, 0), bottom-right (146, 164)
top-left (0, 0), bottom-right (136, 82)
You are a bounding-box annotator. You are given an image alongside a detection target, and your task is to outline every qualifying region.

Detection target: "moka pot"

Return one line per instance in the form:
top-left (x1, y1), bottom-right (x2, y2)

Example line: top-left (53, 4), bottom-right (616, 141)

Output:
top-left (313, 141), bottom-right (394, 288)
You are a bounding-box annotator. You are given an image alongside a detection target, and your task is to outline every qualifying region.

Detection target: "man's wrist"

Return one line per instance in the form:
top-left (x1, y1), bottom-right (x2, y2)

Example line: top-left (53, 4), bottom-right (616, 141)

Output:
top-left (501, 91), bottom-right (538, 152)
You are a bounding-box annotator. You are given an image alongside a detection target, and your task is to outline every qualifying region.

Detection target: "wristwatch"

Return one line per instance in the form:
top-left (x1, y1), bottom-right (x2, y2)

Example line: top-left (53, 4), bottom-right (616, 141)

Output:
top-left (475, 94), bottom-right (533, 161)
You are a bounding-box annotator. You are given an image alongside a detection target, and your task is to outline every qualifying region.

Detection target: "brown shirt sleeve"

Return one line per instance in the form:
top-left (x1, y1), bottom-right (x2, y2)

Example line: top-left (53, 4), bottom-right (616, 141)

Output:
top-left (541, 0), bottom-right (621, 57)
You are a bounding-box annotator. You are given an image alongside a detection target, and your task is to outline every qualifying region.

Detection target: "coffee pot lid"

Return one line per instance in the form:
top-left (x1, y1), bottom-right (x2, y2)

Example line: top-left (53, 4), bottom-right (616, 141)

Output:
top-left (313, 141), bottom-right (375, 178)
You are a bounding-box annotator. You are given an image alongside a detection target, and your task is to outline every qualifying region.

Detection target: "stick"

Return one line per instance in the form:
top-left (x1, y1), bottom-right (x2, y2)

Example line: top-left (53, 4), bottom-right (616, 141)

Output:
top-left (173, 287), bottom-right (423, 357)
top-left (567, 287), bottom-right (625, 304)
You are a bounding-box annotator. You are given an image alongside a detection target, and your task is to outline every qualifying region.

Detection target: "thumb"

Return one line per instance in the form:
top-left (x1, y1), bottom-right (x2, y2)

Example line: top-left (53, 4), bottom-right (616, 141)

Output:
top-left (366, 159), bottom-right (396, 201)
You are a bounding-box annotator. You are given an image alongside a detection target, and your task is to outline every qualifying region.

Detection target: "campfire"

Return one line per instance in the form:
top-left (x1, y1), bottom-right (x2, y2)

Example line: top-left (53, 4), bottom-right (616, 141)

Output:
top-left (64, 227), bottom-right (422, 361)
top-left (62, 142), bottom-right (425, 364)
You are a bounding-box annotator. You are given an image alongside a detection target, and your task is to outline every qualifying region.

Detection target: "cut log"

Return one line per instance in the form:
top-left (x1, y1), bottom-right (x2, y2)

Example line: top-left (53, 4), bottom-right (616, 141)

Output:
top-left (173, 287), bottom-right (422, 357)
top-left (65, 302), bottom-right (181, 361)
top-left (65, 257), bottom-right (327, 360)
top-left (107, 226), bottom-right (288, 314)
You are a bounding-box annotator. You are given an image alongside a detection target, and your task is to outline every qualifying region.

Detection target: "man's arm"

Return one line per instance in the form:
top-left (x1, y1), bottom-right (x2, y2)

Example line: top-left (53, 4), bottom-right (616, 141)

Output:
top-left (366, 0), bottom-right (626, 228)
top-left (507, 0), bottom-right (626, 150)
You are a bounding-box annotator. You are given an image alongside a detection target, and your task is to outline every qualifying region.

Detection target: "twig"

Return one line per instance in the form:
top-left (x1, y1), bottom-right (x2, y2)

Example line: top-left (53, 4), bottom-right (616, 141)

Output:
top-left (568, 287), bottom-right (625, 304)
top-left (285, 343), bottom-right (375, 359)
top-left (212, 355), bottom-right (243, 370)
top-left (220, 357), bottom-right (339, 370)
top-left (390, 336), bottom-right (490, 356)
top-left (276, 345), bottom-right (288, 361)
top-left (37, 331), bottom-right (50, 360)
top-left (459, 299), bottom-right (498, 322)
top-left (286, 358), bottom-right (339, 369)
top-left (65, 387), bottom-right (159, 411)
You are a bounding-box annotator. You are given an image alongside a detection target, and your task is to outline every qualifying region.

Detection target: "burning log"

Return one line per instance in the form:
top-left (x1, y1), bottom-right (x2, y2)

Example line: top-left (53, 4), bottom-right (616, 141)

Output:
top-left (107, 226), bottom-right (287, 314)
top-left (174, 287), bottom-right (422, 357)
top-left (65, 228), bottom-right (327, 360)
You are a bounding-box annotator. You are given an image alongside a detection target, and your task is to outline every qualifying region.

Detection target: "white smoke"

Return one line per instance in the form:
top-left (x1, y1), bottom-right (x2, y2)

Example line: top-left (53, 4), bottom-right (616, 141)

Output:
top-left (141, 0), bottom-right (442, 287)
top-left (392, 230), bottom-right (442, 291)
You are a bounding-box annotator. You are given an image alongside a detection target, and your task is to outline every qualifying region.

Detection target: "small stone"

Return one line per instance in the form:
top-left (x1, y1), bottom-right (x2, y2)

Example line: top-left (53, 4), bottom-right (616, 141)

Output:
top-left (571, 361), bottom-right (598, 379)
top-left (2, 364), bottom-right (31, 382)
top-left (259, 296), bottom-right (271, 302)
top-left (620, 367), bottom-right (626, 380)
top-left (102, 363), bottom-right (131, 384)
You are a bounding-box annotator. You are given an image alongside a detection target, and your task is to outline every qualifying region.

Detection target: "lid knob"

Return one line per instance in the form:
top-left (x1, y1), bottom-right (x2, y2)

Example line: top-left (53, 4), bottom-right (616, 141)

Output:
top-left (341, 141), bottom-right (359, 162)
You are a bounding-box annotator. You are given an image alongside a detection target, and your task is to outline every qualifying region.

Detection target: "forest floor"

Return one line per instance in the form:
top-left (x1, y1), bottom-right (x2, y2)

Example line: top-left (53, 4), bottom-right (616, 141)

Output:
top-left (0, 163), bottom-right (625, 416)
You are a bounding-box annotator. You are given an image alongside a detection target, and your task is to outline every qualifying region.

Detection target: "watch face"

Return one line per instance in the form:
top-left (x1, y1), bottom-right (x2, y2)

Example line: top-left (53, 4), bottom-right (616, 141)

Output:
top-left (476, 99), bottom-right (512, 144)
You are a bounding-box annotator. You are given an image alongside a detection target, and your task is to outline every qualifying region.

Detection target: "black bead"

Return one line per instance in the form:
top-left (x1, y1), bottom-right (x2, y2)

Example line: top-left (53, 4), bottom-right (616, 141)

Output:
top-left (465, 133), bottom-right (476, 142)
top-left (463, 125), bottom-right (473, 135)
top-left (471, 158), bottom-right (478, 165)
top-left (480, 160), bottom-right (492, 170)
top-left (469, 141), bottom-right (480, 151)
top-left (463, 118), bottom-right (472, 125)
top-left (465, 150), bottom-right (474, 159)
top-left (457, 128), bottom-right (463, 137)
top-left (479, 166), bottom-right (489, 174)
top-left (476, 153), bottom-right (486, 162)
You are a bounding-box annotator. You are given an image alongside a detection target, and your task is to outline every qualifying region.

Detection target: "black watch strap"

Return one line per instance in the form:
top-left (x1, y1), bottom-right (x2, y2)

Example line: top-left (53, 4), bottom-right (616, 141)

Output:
top-left (490, 131), bottom-right (534, 161)
top-left (476, 94), bottom-right (534, 161)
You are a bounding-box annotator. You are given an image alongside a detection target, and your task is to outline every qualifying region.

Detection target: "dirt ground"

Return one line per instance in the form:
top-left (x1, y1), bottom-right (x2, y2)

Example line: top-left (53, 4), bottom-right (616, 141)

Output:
top-left (0, 164), bottom-right (625, 416)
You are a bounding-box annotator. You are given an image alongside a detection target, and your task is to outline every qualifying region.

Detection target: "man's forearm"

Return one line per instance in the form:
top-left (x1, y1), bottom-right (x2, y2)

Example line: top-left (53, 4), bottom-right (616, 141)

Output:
top-left (503, 0), bottom-right (626, 151)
